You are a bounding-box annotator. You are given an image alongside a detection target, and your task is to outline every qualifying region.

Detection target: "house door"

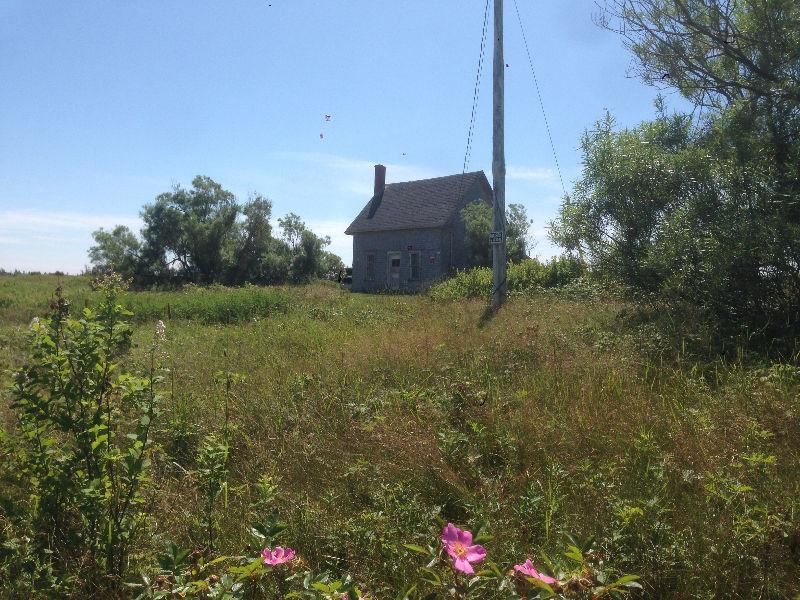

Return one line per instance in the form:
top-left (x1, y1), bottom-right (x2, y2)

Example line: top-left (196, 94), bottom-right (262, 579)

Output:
top-left (387, 252), bottom-right (401, 290)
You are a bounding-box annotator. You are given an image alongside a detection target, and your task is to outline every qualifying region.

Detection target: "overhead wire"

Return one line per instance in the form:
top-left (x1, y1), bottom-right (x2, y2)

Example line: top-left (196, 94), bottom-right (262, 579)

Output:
top-left (511, 0), bottom-right (568, 198)
top-left (455, 0), bottom-right (491, 205)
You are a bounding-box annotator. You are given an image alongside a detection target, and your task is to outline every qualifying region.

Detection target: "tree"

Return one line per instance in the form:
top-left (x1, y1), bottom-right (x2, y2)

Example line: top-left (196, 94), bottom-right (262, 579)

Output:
top-left (277, 213), bottom-right (306, 249)
top-left (140, 176), bottom-right (239, 284)
top-left (229, 195), bottom-right (273, 285)
top-left (320, 251), bottom-right (345, 280)
top-left (289, 230), bottom-right (331, 283)
top-left (597, 0), bottom-right (800, 109)
top-left (551, 0), bottom-right (800, 345)
top-left (88, 225), bottom-right (141, 279)
top-left (461, 201), bottom-right (533, 266)
top-left (506, 204), bottom-right (534, 262)
top-left (260, 241), bottom-right (292, 285)
top-left (86, 177), bottom-right (344, 287)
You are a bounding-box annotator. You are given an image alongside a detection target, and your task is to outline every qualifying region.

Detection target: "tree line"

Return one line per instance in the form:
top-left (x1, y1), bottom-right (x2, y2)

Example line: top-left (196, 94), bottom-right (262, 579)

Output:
top-left (550, 0), bottom-right (800, 348)
top-left (88, 176), bottom-right (344, 286)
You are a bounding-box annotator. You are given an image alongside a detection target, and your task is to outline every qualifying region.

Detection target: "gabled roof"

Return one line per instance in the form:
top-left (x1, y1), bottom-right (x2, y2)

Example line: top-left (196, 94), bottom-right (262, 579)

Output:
top-left (345, 171), bottom-right (490, 235)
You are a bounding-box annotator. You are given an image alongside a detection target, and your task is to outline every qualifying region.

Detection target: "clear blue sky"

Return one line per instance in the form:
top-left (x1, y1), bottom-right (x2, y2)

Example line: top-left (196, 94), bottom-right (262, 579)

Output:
top-left (0, 0), bottom-right (687, 273)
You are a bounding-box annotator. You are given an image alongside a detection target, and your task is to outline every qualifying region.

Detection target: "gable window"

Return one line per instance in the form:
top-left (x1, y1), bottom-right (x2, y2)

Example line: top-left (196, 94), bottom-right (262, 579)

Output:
top-left (409, 251), bottom-right (420, 280)
top-left (365, 254), bottom-right (375, 281)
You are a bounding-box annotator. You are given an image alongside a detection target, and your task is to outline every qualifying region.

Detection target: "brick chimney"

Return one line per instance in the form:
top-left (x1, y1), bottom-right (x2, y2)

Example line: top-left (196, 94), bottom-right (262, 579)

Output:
top-left (374, 164), bottom-right (386, 197)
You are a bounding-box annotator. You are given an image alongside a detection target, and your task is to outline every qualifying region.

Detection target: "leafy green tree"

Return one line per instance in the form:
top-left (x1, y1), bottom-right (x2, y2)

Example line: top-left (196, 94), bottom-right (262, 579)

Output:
top-left (551, 0), bottom-right (800, 345)
top-left (598, 0), bottom-right (800, 109)
top-left (277, 212), bottom-right (306, 249)
top-left (506, 203), bottom-right (535, 262)
top-left (550, 109), bottom-right (700, 289)
top-left (260, 243), bottom-right (292, 284)
top-left (289, 230), bottom-right (329, 282)
top-left (88, 225), bottom-right (141, 279)
top-left (87, 178), bottom-right (344, 287)
top-left (461, 201), bottom-right (533, 266)
top-left (277, 213), bottom-right (343, 281)
top-left (140, 176), bottom-right (239, 284)
top-left (229, 195), bottom-right (274, 285)
top-left (551, 4), bottom-right (800, 345)
top-left (321, 250), bottom-right (345, 280)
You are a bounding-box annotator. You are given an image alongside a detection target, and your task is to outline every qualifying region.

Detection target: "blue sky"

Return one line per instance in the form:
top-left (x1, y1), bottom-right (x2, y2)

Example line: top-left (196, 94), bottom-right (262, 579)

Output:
top-left (0, 1), bottom-right (686, 273)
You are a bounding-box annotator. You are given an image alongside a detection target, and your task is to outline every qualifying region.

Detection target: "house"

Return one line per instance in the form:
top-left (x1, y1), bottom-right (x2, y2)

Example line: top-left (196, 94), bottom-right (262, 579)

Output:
top-left (345, 164), bottom-right (493, 292)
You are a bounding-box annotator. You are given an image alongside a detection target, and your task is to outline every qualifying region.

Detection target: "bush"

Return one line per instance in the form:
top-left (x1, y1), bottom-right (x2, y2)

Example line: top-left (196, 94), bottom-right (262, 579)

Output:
top-left (0, 274), bottom-right (160, 595)
top-left (429, 257), bottom-right (586, 301)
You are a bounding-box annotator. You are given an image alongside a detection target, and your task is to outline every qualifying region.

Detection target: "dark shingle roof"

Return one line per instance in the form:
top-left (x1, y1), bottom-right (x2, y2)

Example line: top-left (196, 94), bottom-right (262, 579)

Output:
top-left (345, 171), bottom-right (489, 234)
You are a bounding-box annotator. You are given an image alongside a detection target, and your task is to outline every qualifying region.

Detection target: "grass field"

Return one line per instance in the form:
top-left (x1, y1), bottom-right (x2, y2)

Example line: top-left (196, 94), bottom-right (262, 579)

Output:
top-left (1, 273), bottom-right (799, 598)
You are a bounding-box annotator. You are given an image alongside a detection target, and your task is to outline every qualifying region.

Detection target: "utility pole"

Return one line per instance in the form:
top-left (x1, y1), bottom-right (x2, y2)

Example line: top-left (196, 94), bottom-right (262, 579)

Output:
top-left (491, 0), bottom-right (507, 311)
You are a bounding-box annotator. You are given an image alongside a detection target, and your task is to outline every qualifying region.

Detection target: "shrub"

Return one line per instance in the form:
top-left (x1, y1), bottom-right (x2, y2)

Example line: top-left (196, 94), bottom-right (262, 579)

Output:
top-left (1, 274), bottom-right (160, 595)
top-left (429, 257), bottom-right (586, 301)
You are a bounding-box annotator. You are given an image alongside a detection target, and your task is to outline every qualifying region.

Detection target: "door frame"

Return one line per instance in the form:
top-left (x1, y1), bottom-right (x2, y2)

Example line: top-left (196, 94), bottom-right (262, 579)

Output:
top-left (386, 251), bottom-right (401, 289)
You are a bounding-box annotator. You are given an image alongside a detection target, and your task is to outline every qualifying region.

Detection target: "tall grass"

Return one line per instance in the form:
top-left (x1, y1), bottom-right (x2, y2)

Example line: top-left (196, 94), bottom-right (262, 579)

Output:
top-left (1, 274), bottom-right (798, 598)
top-left (0, 274), bottom-right (290, 325)
top-left (122, 284), bottom-right (290, 324)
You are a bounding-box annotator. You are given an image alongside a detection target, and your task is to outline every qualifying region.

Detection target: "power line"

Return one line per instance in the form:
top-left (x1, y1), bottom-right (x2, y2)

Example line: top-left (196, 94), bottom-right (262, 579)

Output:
top-left (463, 0), bottom-right (491, 176)
top-left (455, 0), bottom-right (491, 207)
top-left (512, 0), bottom-right (568, 197)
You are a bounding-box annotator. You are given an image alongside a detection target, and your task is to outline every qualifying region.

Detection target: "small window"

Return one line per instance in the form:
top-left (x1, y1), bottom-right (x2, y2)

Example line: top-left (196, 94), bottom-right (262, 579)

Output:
top-left (409, 251), bottom-right (420, 280)
top-left (365, 254), bottom-right (375, 281)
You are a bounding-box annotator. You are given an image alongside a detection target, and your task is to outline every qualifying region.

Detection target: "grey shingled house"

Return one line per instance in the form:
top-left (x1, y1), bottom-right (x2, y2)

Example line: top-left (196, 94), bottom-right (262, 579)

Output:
top-left (345, 164), bottom-right (493, 292)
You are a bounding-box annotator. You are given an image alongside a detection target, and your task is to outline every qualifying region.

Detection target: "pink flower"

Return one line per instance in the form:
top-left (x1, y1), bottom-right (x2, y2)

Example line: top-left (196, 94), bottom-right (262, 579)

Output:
top-left (440, 523), bottom-right (487, 574)
top-left (261, 546), bottom-right (296, 565)
top-left (514, 559), bottom-right (557, 584)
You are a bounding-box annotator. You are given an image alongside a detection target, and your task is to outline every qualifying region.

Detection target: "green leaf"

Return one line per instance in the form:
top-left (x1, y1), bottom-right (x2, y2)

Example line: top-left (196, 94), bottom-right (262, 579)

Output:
top-left (564, 544), bottom-right (583, 562)
top-left (526, 576), bottom-right (556, 597)
top-left (394, 584), bottom-right (416, 600)
top-left (420, 567), bottom-right (441, 585)
top-left (613, 575), bottom-right (640, 586)
top-left (402, 544), bottom-right (430, 555)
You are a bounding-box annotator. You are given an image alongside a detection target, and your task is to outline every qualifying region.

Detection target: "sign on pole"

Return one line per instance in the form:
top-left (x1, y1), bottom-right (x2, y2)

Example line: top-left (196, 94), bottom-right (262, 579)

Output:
top-left (489, 231), bottom-right (504, 245)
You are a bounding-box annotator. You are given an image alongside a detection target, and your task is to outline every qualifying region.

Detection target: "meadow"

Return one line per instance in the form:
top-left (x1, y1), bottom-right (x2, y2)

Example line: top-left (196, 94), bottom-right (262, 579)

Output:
top-left (1, 273), bottom-right (798, 598)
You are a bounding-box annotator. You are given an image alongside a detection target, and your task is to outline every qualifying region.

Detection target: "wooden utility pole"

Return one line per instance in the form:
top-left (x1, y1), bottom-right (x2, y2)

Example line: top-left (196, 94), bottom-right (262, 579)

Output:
top-left (491, 0), bottom-right (507, 311)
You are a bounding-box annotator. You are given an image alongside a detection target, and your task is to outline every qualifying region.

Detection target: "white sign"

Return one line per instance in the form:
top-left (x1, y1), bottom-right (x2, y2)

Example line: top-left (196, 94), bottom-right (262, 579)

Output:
top-left (489, 231), bottom-right (504, 244)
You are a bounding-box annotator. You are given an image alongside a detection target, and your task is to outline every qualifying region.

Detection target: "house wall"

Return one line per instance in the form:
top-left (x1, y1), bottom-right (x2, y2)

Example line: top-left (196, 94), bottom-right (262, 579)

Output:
top-left (351, 229), bottom-right (445, 292)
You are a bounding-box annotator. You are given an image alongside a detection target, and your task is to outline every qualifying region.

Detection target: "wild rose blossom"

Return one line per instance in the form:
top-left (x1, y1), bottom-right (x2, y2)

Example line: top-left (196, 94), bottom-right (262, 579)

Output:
top-left (261, 546), bottom-right (296, 565)
top-left (440, 523), bottom-right (487, 574)
top-left (514, 559), bottom-right (557, 584)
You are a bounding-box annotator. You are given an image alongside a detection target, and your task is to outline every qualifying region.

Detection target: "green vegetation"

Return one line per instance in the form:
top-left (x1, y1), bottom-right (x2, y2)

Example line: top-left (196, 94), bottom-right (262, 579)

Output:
top-left (4, 275), bottom-right (158, 594)
top-left (2, 5), bottom-right (799, 597)
top-left (89, 176), bottom-right (344, 287)
top-left (461, 201), bottom-right (533, 265)
top-left (121, 285), bottom-right (290, 325)
top-left (1, 273), bottom-right (798, 598)
top-left (552, 0), bottom-right (800, 348)
top-left (0, 274), bottom-right (290, 326)
top-left (429, 257), bottom-right (586, 301)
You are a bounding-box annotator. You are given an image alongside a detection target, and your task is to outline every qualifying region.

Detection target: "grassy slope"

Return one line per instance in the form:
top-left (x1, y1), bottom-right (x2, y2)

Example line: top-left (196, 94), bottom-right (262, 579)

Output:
top-left (1, 274), bottom-right (798, 598)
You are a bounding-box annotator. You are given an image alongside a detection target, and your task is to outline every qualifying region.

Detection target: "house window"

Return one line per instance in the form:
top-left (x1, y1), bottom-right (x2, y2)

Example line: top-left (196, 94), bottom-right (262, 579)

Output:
top-left (409, 251), bottom-right (420, 280)
top-left (365, 254), bottom-right (375, 281)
